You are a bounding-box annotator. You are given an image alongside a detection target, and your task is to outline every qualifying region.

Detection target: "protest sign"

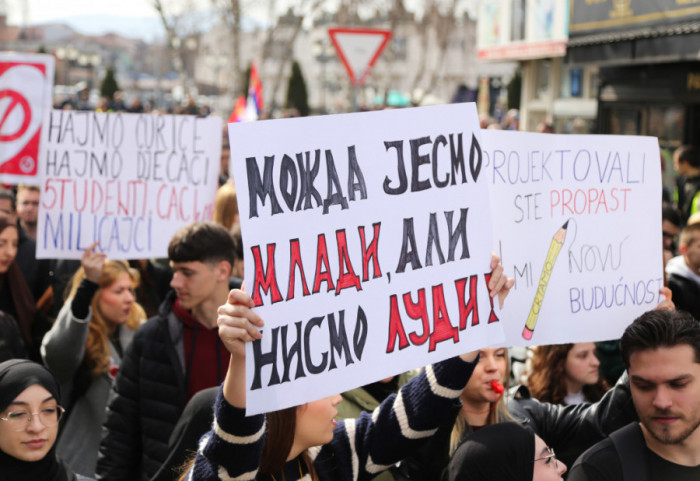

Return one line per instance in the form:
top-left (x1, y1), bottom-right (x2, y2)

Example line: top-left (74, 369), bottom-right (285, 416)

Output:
top-left (0, 53), bottom-right (54, 185)
top-left (37, 110), bottom-right (221, 259)
top-left (482, 130), bottom-right (662, 346)
top-left (229, 103), bottom-right (503, 414)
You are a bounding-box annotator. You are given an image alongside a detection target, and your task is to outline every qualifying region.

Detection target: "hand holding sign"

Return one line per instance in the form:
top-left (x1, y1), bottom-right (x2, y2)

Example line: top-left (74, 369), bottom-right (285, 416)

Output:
top-left (655, 286), bottom-right (674, 311)
top-left (487, 252), bottom-right (514, 309)
top-left (217, 288), bottom-right (264, 409)
top-left (217, 288), bottom-right (264, 357)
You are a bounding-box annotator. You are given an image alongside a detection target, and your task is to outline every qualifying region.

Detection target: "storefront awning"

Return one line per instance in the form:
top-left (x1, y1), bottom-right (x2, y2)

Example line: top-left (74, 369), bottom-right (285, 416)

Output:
top-left (566, 21), bottom-right (700, 65)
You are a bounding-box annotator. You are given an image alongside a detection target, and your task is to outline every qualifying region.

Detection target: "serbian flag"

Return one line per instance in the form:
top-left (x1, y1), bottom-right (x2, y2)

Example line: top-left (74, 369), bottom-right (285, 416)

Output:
top-left (228, 95), bottom-right (246, 123)
top-left (246, 61), bottom-right (263, 120)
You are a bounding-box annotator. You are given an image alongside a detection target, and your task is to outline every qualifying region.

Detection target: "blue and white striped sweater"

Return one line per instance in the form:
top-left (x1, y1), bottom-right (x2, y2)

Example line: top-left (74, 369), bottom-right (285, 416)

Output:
top-left (188, 356), bottom-right (476, 481)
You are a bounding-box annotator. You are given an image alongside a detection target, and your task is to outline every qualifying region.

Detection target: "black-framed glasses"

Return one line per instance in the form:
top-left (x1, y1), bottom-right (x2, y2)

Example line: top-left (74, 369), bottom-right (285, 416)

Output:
top-left (0, 405), bottom-right (65, 432)
top-left (533, 447), bottom-right (558, 469)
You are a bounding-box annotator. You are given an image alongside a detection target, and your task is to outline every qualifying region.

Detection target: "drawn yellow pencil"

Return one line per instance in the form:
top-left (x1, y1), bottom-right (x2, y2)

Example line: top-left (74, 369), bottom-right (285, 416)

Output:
top-left (522, 220), bottom-right (569, 340)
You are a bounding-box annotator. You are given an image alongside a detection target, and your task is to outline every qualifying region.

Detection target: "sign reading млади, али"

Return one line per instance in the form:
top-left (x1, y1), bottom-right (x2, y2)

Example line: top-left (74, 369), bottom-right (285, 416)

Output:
top-left (229, 103), bottom-right (503, 414)
top-left (37, 110), bottom-right (221, 260)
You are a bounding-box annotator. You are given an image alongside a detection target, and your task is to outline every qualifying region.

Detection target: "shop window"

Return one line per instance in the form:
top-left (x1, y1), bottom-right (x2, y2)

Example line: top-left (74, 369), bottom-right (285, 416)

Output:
top-left (647, 105), bottom-right (684, 149)
top-left (605, 107), bottom-right (641, 135)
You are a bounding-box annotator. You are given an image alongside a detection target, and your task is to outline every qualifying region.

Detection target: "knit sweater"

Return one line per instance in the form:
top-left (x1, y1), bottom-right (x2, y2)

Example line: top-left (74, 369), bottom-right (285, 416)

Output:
top-left (185, 356), bottom-right (477, 481)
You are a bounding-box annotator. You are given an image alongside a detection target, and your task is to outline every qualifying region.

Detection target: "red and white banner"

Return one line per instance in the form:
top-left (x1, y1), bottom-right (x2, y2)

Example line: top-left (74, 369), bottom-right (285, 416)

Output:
top-left (0, 53), bottom-right (55, 185)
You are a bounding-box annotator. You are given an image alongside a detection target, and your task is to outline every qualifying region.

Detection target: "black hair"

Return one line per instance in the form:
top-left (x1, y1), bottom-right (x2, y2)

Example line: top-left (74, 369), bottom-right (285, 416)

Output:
top-left (231, 223), bottom-right (243, 262)
top-left (0, 188), bottom-right (16, 211)
top-left (168, 221), bottom-right (235, 267)
top-left (662, 201), bottom-right (681, 226)
top-left (620, 309), bottom-right (700, 368)
top-left (675, 145), bottom-right (700, 168)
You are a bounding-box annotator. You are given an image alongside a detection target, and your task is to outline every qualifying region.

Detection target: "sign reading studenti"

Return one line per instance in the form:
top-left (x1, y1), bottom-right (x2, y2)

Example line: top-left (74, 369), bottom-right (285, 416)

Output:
top-left (230, 104), bottom-right (503, 414)
top-left (0, 53), bottom-right (54, 185)
top-left (37, 111), bottom-right (221, 259)
top-left (482, 130), bottom-right (662, 346)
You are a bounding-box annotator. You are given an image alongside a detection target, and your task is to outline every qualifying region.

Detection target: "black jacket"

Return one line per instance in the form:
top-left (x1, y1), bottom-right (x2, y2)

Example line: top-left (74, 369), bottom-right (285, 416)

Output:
top-left (392, 372), bottom-right (635, 481)
top-left (507, 372), bottom-right (635, 468)
top-left (0, 311), bottom-right (27, 362)
top-left (96, 279), bottom-right (241, 481)
top-left (667, 273), bottom-right (700, 321)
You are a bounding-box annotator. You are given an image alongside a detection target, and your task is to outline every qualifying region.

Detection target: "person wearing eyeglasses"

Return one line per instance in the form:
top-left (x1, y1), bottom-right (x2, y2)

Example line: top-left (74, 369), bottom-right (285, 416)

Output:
top-left (447, 422), bottom-right (567, 481)
top-left (0, 359), bottom-right (94, 481)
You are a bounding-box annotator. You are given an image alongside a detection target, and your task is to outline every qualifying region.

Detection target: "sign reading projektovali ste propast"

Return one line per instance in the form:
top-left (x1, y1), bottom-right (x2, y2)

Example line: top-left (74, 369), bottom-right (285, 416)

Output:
top-left (0, 53), bottom-right (55, 185)
top-left (482, 130), bottom-right (663, 347)
top-left (229, 103), bottom-right (503, 414)
top-left (37, 111), bottom-right (221, 260)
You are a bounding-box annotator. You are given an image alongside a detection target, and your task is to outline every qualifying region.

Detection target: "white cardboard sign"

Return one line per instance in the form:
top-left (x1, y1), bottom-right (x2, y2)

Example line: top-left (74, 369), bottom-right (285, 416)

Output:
top-left (37, 111), bottom-right (221, 259)
top-left (230, 104), bottom-right (504, 414)
top-left (483, 130), bottom-right (663, 346)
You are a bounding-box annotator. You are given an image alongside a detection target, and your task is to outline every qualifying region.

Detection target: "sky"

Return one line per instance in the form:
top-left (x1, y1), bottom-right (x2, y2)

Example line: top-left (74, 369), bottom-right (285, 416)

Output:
top-left (7, 0), bottom-right (165, 24)
top-left (3, 0), bottom-right (479, 39)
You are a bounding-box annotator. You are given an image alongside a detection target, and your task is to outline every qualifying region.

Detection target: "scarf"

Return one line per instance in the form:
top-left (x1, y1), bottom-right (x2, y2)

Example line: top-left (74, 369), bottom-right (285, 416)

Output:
top-left (0, 359), bottom-right (72, 481)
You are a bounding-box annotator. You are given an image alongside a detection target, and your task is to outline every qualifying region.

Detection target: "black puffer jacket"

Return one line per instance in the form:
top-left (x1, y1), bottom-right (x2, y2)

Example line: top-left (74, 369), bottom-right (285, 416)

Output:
top-left (667, 273), bottom-right (700, 321)
top-left (0, 311), bottom-right (27, 362)
top-left (96, 288), bottom-right (185, 481)
top-left (392, 372), bottom-right (635, 481)
top-left (96, 279), bottom-right (241, 481)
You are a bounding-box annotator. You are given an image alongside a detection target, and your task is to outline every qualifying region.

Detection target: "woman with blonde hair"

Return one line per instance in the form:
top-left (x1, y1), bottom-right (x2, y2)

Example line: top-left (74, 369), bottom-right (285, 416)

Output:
top-left (41, 243), bottom-right (146, 477)
top-left (212, 180), bottom-right (239, 231)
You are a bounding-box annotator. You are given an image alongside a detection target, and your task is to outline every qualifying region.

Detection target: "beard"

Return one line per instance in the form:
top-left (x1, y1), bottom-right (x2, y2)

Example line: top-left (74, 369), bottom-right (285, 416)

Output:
top-left (642, 411), bottom-right (700, 445)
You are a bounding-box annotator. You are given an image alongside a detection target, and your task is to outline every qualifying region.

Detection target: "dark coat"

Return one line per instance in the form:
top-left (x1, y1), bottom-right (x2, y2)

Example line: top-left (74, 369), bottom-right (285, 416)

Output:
top-left (96, 288), bottom-right (185, 481)
top-left (667, 273), bottom-right (700, 321)
top-left (96, 278), bottom-right (241, 481)
top-left (0, 311), bottom-right (27, 362)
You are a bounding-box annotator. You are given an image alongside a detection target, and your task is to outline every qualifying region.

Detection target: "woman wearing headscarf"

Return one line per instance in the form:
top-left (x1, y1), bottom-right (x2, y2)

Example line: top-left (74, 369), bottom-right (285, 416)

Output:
top-left (0, 359), bottom-right (93, 480)
top-left (447, 422), bottom-right (566, 481)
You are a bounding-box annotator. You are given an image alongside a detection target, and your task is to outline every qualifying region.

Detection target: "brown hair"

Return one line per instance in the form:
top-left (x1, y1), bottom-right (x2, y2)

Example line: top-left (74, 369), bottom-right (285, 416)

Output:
top-left (527, 343), bottom-right (608, 405)
top-left (621, 309), bottom-right (700, 368)
top-left (68, 260), bottom-right (146, 378)
top-left (259, 406), bottom-right (319, 481)
top-left (176, 404), bottom-right (321, 481)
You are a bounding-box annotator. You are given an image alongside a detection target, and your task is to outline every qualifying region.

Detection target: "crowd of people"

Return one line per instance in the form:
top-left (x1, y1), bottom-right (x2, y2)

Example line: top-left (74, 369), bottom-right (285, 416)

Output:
top-left (1, 129), bottom-right (700, 481)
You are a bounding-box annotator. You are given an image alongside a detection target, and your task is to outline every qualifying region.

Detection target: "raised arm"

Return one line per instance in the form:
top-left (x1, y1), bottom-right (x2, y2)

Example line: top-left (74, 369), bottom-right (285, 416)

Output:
top-left (41, 242), bottom-right (106, 381)
top-left (216, 288), bottom-right (264, 408)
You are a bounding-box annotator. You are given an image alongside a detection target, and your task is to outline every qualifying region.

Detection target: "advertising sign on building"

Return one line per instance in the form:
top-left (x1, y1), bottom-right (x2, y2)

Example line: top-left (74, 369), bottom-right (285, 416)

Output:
top-left (477, 0), bottom-right (570, 61)
top-left (571, 0), bottom-right (700, 34)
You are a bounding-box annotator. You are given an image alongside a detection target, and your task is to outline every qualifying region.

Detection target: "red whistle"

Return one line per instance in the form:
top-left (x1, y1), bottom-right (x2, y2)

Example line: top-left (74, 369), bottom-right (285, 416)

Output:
top-left (490, 381), bottom-right (504, 394)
